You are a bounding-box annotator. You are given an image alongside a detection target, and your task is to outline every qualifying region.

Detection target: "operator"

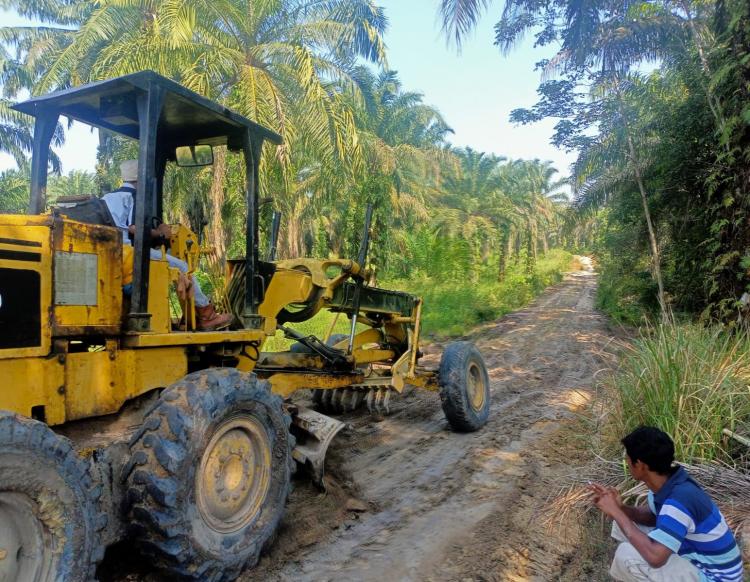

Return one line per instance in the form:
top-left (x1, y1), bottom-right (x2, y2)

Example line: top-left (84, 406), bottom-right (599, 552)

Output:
top-left (588, 426), bottom-right (742, 582)
top-left (103, 159), bottom-right (232, 332)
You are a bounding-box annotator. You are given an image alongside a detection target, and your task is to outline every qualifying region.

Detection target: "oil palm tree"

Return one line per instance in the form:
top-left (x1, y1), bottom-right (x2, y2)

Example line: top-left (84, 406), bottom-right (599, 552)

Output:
top-left (310, 68), bottom-right (453, 263)
top-left (4, 0), bottom-right (386, 162)
top-left (47, 169), bottom-right (98, 201)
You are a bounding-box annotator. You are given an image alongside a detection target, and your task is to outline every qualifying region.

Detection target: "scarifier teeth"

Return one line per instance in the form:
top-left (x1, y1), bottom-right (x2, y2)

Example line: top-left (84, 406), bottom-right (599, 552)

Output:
top-left (314, 387), bottom-right (393, 416)
top-left (349, 389), bottom-right (365, 412)
top-left (366, 388), bottom-right (376, 414)
top-left (382, 389), bottom-right (391, 415)
top-left (340, 388), bottom-right (353, 411)
top-left (322, 388), bottom-right (334, 410)
top-left (331, 388), bottom-right (344, 410)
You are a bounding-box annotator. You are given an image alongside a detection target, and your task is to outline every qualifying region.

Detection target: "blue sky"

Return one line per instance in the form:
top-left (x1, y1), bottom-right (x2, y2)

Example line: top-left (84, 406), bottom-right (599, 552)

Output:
top-left (0, 1), bottom-right (575, 177)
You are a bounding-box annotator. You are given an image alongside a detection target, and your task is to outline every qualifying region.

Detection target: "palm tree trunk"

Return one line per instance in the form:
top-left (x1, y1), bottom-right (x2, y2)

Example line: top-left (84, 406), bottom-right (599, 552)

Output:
top-left (514, 229), bottom-right (522, 265)
top-left (506, 226), bottom-right (515, 266)
top-left (525, 227), bottom-right (534, 274)
top-left (498, 227), bottom-right (509, 282)
top-left (541, 230), bottom-right (549, 254)
top-left (613, 76), bottom-right (668, 316)
top-left (677, 1), bottom-right (728, 150)
top-left (626, 126), bottom-right (668, 316)
top-left (207, 147), bottom-right (227, 271)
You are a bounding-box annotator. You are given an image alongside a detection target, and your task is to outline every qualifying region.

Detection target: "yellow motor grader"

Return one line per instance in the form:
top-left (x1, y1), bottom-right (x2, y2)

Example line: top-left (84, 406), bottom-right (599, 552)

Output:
top-left (0, 71), bottom-right (491, 581)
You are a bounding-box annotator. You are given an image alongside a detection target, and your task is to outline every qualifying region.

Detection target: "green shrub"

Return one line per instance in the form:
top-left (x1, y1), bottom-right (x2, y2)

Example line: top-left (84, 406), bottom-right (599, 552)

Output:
top-left (596, 260), bottom-right (659, 325)
top-left (606, 323), bottom-right (750, 463)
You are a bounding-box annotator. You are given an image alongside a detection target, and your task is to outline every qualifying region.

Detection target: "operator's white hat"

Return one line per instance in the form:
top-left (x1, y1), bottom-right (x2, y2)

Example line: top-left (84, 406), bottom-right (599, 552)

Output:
top-left (120, 159), bottom-right (138, 182)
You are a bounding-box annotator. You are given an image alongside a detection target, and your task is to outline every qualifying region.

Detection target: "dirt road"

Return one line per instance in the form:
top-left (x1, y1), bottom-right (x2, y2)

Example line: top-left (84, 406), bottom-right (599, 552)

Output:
top-left (249, 268), bottom-right (617, 581)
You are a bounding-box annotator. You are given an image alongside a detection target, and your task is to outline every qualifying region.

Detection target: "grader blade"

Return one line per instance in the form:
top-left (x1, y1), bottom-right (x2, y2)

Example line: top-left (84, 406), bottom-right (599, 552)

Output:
top-left (291, 407), bottom-right (346, 487)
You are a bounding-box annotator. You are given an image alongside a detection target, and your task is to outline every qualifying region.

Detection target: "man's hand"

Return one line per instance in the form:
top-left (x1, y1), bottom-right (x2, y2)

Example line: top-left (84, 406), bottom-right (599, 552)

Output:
top-left (587, 482), bottom-right (623, 518)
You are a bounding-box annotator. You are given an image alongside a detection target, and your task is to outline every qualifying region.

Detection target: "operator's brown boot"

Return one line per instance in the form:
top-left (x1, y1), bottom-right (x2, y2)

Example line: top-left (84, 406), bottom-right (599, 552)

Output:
top-left (196, 304), bottom-right (233, 331)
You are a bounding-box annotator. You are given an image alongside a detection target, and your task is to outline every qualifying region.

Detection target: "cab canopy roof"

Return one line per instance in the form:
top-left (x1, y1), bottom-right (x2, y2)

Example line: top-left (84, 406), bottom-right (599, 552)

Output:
top-left (13, 70), bottom-right (282, 149)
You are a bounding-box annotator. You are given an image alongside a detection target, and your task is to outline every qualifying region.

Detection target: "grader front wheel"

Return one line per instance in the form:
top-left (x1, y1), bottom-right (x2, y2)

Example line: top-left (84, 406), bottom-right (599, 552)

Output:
top-left (439, 342), bottom-right (491, 432)
top-left (124, 369), bottom-right (294, 581)
top-left (0, 412), bottom-right (105, 582)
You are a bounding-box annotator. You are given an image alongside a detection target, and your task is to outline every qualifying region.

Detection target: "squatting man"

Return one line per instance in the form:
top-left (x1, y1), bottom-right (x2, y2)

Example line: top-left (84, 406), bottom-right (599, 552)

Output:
top-left (103, 159), bottom-right (232, 331)
top-left (588, 426), bottom-right (742, 581)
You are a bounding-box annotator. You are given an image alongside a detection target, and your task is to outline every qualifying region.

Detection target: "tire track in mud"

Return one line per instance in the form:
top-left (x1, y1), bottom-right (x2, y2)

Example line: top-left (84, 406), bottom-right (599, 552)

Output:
top-left (252, 270), bottom-right (618, 582)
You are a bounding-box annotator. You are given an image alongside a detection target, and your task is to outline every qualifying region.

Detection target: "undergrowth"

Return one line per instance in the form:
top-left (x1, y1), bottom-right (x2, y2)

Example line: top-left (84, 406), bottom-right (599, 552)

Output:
top-left (595, 258), bottom-right (657, 326)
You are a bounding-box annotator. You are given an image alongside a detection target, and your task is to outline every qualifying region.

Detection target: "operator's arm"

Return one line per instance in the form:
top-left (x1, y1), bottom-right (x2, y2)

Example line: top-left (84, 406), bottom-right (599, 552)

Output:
top-left (621, 503), bottom-right (657, 527)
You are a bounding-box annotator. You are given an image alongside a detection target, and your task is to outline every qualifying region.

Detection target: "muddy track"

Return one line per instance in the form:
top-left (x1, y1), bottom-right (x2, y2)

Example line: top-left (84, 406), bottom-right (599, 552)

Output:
top-left (249, 270), bottom-right (618, 581)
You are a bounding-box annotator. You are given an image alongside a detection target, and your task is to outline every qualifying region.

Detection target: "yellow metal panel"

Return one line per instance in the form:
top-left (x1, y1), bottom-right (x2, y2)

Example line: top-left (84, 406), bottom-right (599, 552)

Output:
top-left (52, 219), bottom-right (122, 333)
top-left (0, 215), bottom-right (54, 228)
top-left (352, 349), bottom-right (396, 365)
top-left (64, 347), bottom-right (187, 421)
top-left (258, 268), bottom-right (314, 329)
top-left (328, 328), bottom-right (383, 351)
top-left (0, 357), bottom-right (65, 424)
top-left (0, 224), bottom-right (53, 359)
top-left (147, 258), bottom-right (172, 334)
top-left (123, 328), bottom-right (266, 348)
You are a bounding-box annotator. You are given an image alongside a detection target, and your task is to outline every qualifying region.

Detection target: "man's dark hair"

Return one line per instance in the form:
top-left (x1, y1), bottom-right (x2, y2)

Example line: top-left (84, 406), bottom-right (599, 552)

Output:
top-left (621, 426), bottom-right (675, 475)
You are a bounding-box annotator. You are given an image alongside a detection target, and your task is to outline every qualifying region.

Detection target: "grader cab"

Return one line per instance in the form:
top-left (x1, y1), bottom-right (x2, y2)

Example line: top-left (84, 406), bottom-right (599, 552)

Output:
top-left (0, 71), bottom-right (491, 581)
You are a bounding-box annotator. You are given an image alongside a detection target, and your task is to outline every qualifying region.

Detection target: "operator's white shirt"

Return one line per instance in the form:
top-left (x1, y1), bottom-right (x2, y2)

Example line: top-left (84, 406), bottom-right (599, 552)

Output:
top-left (101, 182), bottom-right (135, 233)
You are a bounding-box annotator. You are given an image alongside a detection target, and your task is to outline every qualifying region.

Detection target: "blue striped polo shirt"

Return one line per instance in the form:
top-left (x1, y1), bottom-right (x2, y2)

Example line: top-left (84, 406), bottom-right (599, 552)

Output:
top-left (646, 466), bottom-right (743, 582)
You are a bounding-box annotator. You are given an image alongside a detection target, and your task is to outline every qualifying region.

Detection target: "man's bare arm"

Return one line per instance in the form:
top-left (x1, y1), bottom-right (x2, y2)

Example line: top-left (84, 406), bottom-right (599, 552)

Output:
top-left (610, 507), bottom-right (672, 567)
top-left (621, 504), bottom-right (656, 527)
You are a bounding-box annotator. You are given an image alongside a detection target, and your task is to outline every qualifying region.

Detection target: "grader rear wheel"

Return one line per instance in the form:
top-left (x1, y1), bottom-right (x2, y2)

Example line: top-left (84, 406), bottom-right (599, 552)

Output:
top-left (438, 342), bottom-right (491, 432)
top-left (0, 411), bottom-right (105, 582)
top-left (124, 369), bottom-right (294, 581)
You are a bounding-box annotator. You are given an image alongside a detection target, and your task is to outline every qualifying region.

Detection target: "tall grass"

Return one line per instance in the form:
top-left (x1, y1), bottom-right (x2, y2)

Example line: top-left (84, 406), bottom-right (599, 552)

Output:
top-left (606, 323), bottom-right (750, 463)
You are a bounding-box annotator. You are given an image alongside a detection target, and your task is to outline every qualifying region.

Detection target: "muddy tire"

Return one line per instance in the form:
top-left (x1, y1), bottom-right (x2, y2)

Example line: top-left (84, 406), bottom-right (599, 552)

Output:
top-left (0, 411), bottom-right (106, 581)
top-left (438, 342), bottom-right (491, 432)
top-left (124, 369), bottom-right (293, 581)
